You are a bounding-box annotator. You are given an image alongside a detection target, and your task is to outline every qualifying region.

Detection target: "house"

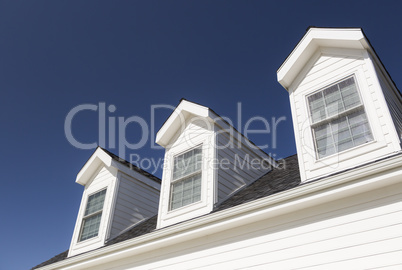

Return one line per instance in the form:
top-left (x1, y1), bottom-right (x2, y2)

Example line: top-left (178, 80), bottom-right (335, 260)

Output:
top-left (33, 27), bottom-right (402, 269)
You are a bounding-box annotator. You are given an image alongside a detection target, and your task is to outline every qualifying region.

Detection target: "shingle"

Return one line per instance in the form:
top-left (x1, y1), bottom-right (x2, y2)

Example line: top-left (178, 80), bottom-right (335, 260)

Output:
top-left (105, 215), bottom-right (158, 246)
top-left (31, 250), bottom-right (68, 270)
top-left (32, 154), bottom-right (301, 268)
top-left (214, 154), bottom-right (300, 211)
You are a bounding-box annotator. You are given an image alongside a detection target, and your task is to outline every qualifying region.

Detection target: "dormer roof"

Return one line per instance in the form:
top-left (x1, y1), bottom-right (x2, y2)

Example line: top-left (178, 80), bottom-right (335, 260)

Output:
top-left (156, 99), bottom-right (277, 167)
top-left (277, 27), bottom-right (374, 90)
top-left (156, 99), bottom-right (217, 148)
top-left (76, 147), bottom-right (160, 188)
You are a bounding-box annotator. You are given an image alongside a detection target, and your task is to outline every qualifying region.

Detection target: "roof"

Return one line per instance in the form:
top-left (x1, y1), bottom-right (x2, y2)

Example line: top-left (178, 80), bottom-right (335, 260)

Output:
top-left (32, 251), bottom-right (69, 270)
top-left (214, 154), bottom-right (300, 212)
top-left (100, 147), bottom-right (161, 183)
top-left (75, 147), bottom-right (161, 186)
top-left (31, 154), bottom-right (301, 269)
top-left (278, 27), bottom-right (371, 89)
top-left (155, 99), bottom-right (277, 167)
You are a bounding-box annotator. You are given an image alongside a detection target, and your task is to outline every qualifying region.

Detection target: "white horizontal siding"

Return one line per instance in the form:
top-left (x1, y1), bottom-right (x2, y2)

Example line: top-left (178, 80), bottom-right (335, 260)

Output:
top-left (109, 174), bottom-right (159, 239)
top-left (299, 55), bottom-right (360, 89)
top-left (290, 51), bottom-right (401, 182)
top-left (96, 182), bottom-right (402, 270)
top-left (170, 119), bottom-right (212, 150)
top-left (162, 200), bottom-right (401, 269)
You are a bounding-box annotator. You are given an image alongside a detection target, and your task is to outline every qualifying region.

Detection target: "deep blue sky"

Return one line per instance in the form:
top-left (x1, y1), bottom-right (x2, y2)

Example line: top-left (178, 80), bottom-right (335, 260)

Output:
top-left (1, 1), bottom-right (401, 269)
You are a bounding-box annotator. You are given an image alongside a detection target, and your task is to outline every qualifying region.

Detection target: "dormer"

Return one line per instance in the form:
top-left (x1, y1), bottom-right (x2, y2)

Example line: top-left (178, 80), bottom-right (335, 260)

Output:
top-left (277, 27), bottom-right (402, 182)
top-left (155, 99), bottom-right (276, 228)
top-left (68, 147), bottom-right (160, 257)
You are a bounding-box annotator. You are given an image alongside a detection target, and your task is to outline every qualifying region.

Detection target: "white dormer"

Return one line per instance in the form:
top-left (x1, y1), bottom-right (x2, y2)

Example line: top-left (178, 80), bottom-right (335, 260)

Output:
top-left (277, 27), bottom-right (402, 182)
top-left (156, 99), bottom-right (276, 228)
top-left (68, 147), bottom-right (160, 257)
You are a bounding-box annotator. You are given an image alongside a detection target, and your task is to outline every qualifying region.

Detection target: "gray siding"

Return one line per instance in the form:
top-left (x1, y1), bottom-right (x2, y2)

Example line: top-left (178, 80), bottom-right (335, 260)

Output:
top-left (109, 174), bottom-right (159, 239)
top-left (216, 132), bottom-right (270, 203)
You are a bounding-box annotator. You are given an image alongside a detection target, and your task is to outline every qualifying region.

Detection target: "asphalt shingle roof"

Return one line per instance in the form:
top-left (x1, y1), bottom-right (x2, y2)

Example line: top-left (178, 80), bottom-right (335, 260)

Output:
top-left (215, 154), bottom-right (300, 211)
top-left (32, 250), bottom-right (68, 269)
top-left (32, 154), bottom-right (300, 269)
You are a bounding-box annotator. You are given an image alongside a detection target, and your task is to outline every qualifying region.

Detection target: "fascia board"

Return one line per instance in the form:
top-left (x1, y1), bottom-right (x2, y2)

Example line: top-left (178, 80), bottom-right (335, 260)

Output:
top-left (75, 148), bottom-right (112, 186)
top-left (155, 100), bottom-right (210, 148)
top-left (110, 160), bottom-right (161, 190)
top-left (363, 40), bottom-right (401, 99)
top-left (277, 28), bottom-right (367, 90)
top-left (41, 152), bottom-right (402, 270)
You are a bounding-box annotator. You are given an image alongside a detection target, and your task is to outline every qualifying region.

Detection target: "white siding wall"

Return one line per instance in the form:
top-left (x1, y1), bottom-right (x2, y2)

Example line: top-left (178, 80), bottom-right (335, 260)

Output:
top-left (109, 173), bottom-right (160, 239)
top-left (86, 181), bottom-right (402, 270)
top-left (290, 48), bottom-right (401, 182)
top-left (216, 131), bottom-right (270, 203)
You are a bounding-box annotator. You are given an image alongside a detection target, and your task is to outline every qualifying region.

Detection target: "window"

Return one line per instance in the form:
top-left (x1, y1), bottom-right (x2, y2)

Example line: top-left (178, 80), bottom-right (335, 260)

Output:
top-left (79, 189), bottom-right (107, 242)
top-left (308, 76), bottom-right (373, 159)
top-left (170, 146), bottom-right (202, 210)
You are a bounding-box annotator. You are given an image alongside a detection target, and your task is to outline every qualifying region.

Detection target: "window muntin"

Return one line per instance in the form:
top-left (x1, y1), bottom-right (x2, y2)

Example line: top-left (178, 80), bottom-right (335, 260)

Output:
top-left (308, 76), bottom-right (373, 159)
top-left (79, 189), bottom-right (106, 242)
top-left (170, 146), bottom-right (202, 210)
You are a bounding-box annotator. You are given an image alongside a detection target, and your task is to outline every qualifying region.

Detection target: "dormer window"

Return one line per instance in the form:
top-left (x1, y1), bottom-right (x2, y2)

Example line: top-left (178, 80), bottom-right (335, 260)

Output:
top-left (170, 146), bottom-right (202, 210)
top-left (156, 99), bottom-right (275, 228)
top-left (68, 147), bottom-right (160, 257)
top-left (308, 76), bottom-right (373, 159)
top-left (79, 189), bottom-right (107, 242)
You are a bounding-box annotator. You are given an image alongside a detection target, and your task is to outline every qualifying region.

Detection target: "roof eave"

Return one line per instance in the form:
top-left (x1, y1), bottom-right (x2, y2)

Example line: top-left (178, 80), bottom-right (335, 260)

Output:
top-left (37, 152), bottom-right (402, 270)
top-left (75, 147), bottom-right (113, 185)
top-left (277, 28), bottom-right (369, 90)
top-left (155, 100), bottom-right (213, 148)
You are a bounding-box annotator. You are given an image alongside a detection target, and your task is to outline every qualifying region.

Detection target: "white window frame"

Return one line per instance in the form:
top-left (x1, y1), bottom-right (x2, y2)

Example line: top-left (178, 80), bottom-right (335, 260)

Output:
top-left (78, 188), bottom-right (107, 242)
top-left (307, 75), bottom-right (374, 159)
top-left (169, 144), bottom-right (203, 211)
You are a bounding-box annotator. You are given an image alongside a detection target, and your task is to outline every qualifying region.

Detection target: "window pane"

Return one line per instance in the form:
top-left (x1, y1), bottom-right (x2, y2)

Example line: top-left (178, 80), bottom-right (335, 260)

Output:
top-left (309, 77), bottom-right (372, 159)
top-left (317, 144), bottom-right (336, 159)
top-left (349, 110), bottom-right (373, 145)
top-left (315, 125), bottom-right (333, 149)
top-left (170, 173), bottom-right (201, 210)
top-left (84, 189), bottom-right (106, 216)
top-left (79, 189), bottom-right (106, 242)
top-left (332, 115), bottom-right (353, 149)
top-left (314, 124), bottom-right (335, 158)
top-left (170, 146), bottom-right (202, 210)
top-left (324, 84), bottom-right (344, 118)
top-left (313, 109), bottom-right (373, 158)
top-left (308, 76), bottom-right (362, 124)
top-left (308, 92), bottom-right (326, 123)
top-left (340, 77), bottom-right (361, 110)
top-left (173, 146), bottom-right (202, 180)
top-left (79, 213), bottom-right (102, 241)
